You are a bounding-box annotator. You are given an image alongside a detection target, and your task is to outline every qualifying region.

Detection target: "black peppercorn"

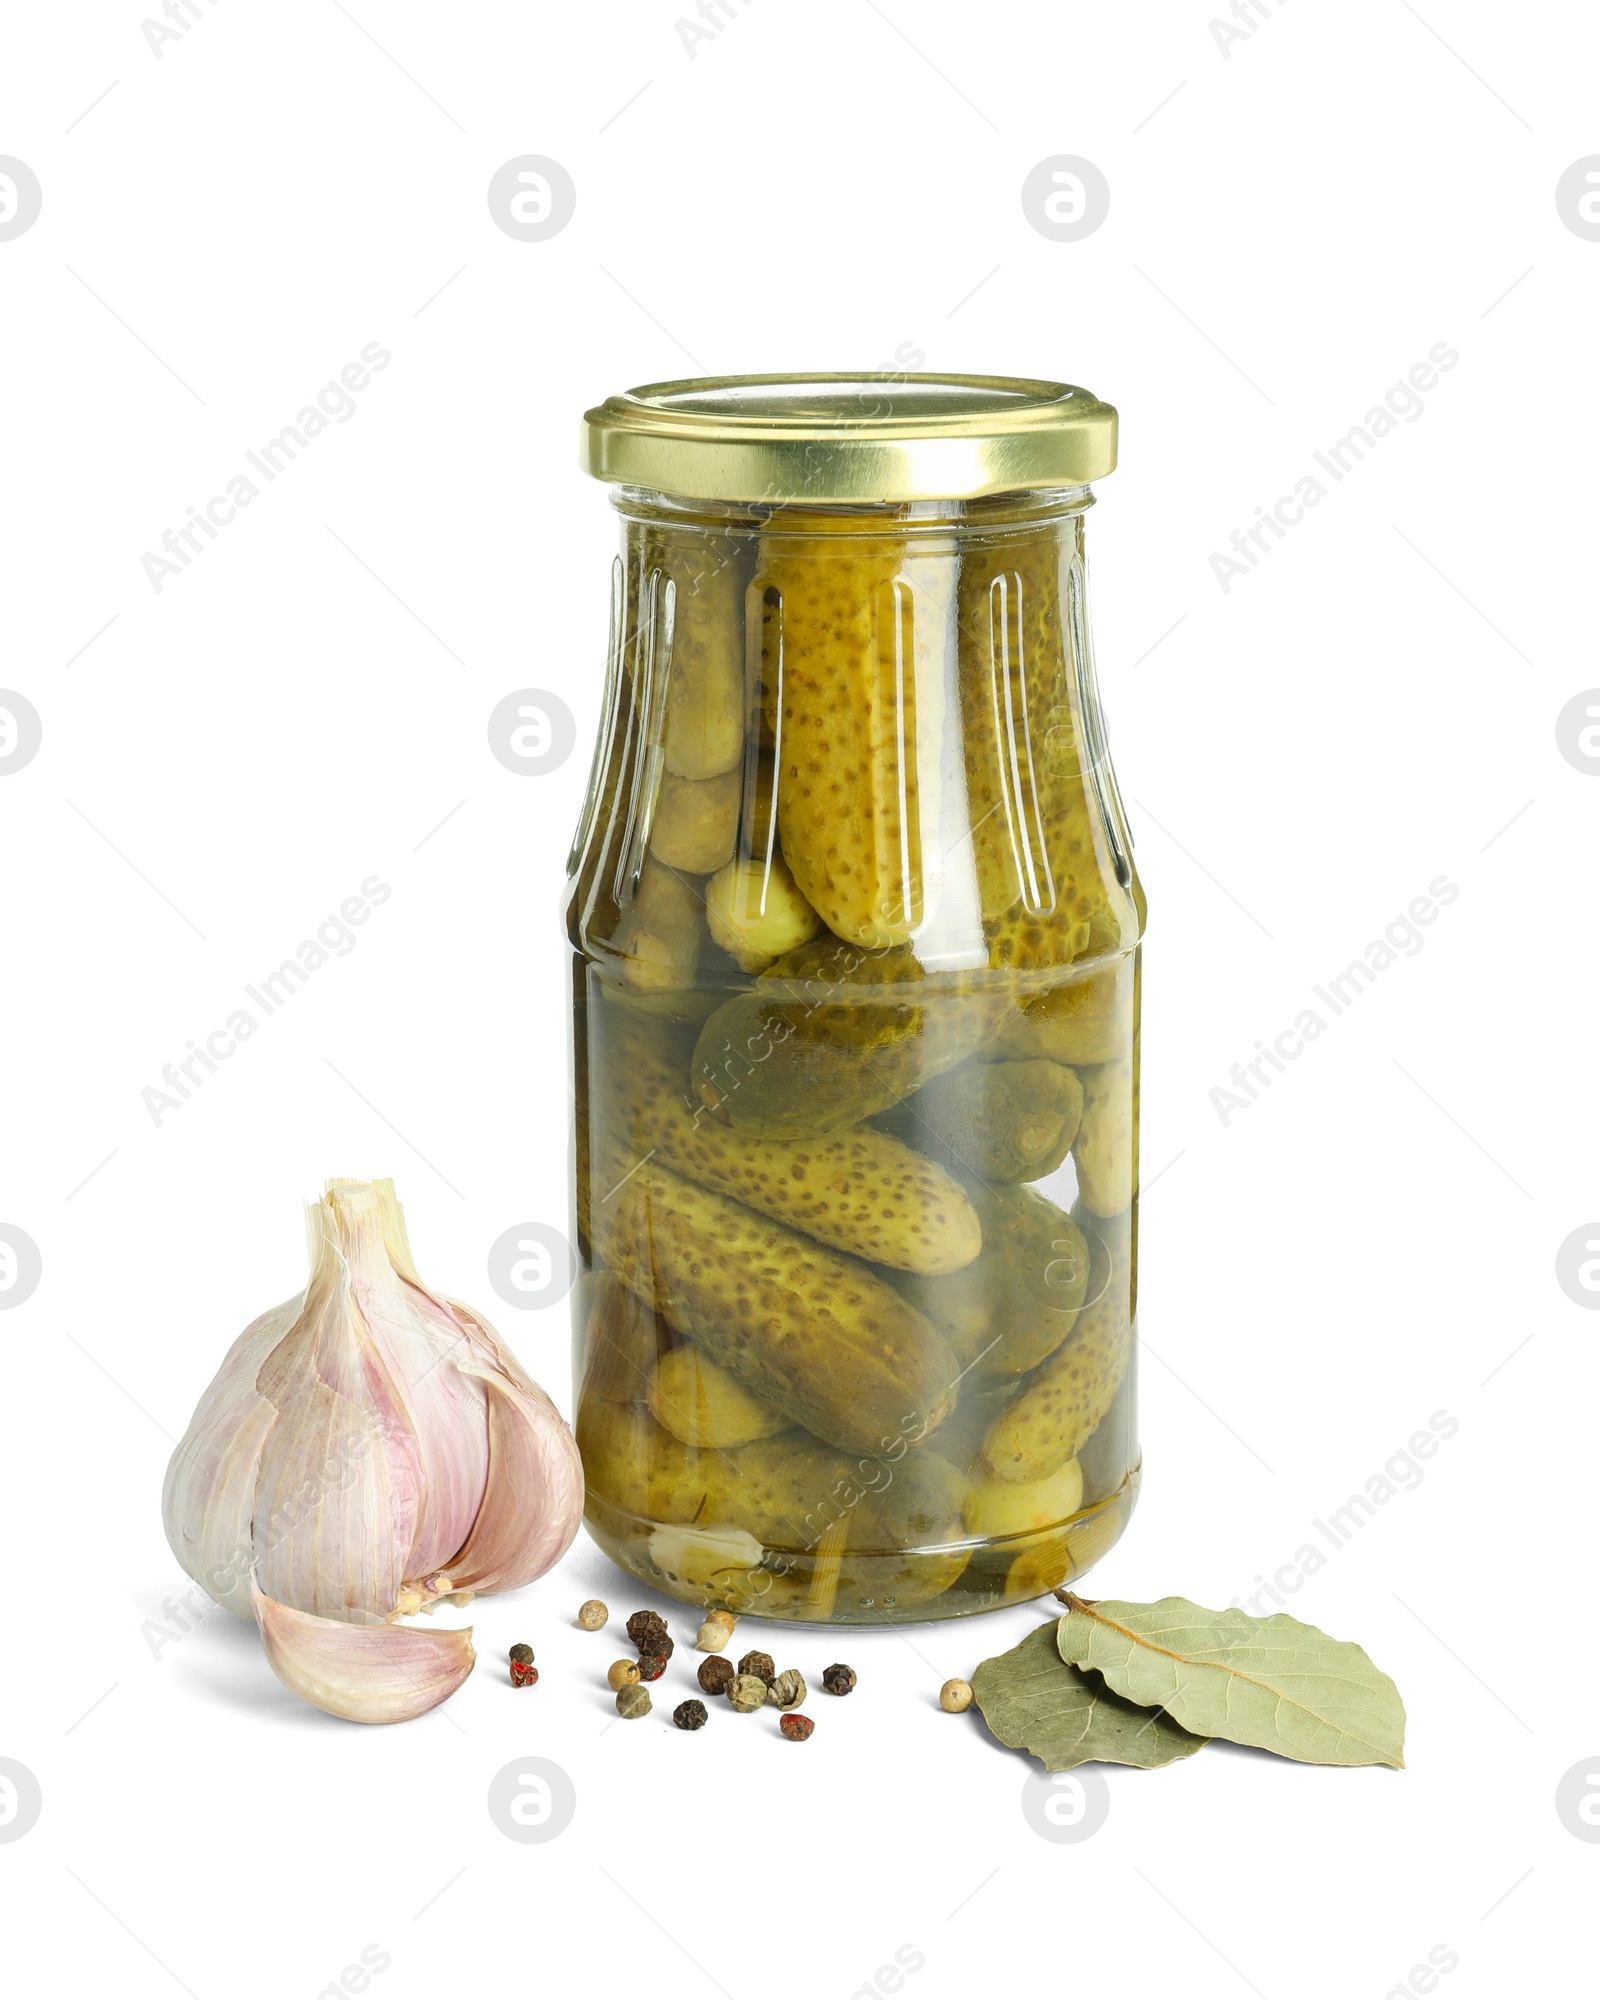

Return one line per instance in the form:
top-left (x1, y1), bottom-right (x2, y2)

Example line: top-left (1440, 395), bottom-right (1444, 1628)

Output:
top-left (637, 1653), bottom-right (669, 1682)
top-left (626, 1609), bottom-right (669, 1654)
top-left (673, 1699), bottom-right (708, 1731)
top-left (822, 1663), bottom-right (856, 1696)
top-left (738, 1649), bottom-right (776, 1687)
top-left (508, 1642), bottom-right (534, 1667)
top-left (697, 1654), bottom-right (735, 1697)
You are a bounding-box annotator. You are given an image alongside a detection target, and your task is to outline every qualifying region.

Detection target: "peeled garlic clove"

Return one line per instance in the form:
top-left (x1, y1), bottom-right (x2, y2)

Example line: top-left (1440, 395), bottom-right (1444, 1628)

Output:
top-left (252, 1579), bottom-right (475, 1725)
top-left (444, 1370), bottom-right (584, 1594)
top-left (647, 1524), bottom-right (765, 1596)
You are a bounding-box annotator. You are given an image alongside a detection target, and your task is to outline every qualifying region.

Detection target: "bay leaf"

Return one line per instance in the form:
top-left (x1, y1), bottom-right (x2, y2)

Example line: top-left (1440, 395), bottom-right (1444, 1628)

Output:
top-left (1056, 1594), bottom-right (1406, 1770)
top-left (972, 1622), bottom-right (1209, 1770)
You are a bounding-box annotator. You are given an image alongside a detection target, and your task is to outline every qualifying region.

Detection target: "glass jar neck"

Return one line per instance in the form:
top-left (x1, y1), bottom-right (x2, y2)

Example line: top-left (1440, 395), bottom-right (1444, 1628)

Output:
top-left (610, 484), bottom-right (1097, 539)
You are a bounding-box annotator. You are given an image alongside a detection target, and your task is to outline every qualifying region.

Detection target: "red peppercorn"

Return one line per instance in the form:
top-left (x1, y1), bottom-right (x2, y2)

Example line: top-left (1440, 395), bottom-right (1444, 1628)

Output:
top-left (510, 1660), bottom-right (539, 1688)
top-left (636, 1653), bottom-right (669, 1682)
top-left (779, 1712), bottom-right (814, 1741)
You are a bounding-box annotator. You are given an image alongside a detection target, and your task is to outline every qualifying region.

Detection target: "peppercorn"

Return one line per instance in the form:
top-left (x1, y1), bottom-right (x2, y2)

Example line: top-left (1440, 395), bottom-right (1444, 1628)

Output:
top-left (737, 1649), bottom-right (776, 1687)
top-left (727, 1674), bottom-right (767, 1713)
top-left (822, 1663), bottom-right (856, 1696)
top-left (940, 1678), bottom-right (974, 1714)
top-left (767, 1668), bottom-right (806, 1710)
top-left (577, 1599), bottom-right (609, 1631)
top-left (697, 1655), bottom-right (736, 1698)
top-left (508, 1642), bottom-right (534, 1666)
top-left (673, 1699), bottom-right (708, 1731)
top-left (779, 1712), bottom-right (814, 1742)
top-left (510, 1660), bottom-right (538, 1688)
top-left (626, 1609), bottom-right (670, 1655)
top-left (695, 1610), bottom-right (737, 1653)
top-left (607, 1659), bottom-right (640, 1692)
top-left (615, 1684), bottom-right (652, 1719)
top-left (636, 1653), bottom-right (669, 1682)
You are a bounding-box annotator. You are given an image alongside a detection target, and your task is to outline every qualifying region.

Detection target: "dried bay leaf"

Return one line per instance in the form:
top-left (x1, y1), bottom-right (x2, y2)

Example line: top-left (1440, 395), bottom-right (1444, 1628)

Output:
top-left (971, 1622), bottom-right (1209, 1770)
top-left (1057, 1594), bottom-right (1406, 1770)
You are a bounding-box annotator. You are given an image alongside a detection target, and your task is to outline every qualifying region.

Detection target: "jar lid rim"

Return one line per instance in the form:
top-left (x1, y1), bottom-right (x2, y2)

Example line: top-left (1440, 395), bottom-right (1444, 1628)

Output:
top-left (580, 372), bottom-right (1117, 503)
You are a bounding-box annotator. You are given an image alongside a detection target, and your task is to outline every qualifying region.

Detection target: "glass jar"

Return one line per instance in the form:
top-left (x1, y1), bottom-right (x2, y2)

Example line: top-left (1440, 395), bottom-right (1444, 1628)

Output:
top-left (565, 375), bottom-right (1143, 1624)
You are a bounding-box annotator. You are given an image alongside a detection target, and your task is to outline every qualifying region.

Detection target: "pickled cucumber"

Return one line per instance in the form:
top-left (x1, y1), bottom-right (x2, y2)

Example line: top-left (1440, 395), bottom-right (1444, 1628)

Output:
top-left (981, 1209), bottom-right (1133, 1483)
top-left (894, 1184), bottom-right (1090, 1379)
top-left (1073, 1054), bottom-right (1137, 1216)
top-left (649, 769), bottom-right (740, 874)
top-left (994, 957), bottom-right (1133, 1066)
top-left (576, 1392), bottom-right (702, 1526)
top-left (956, 509), bottom-right (1135, 967)
top-left (962, 1457), bottom-right (1083, 1539)
top-left (577, 1396), bottom-right (969, 1608)
top-left (760, 517), bottom-right (951, 948)
top-left (598, 1005), bottom-right (982, 1274)
top-left (649, 1344), bottom-right (789, 1448)
top-left (578, 1273), bottom-right (670, 1406)
top-left (876, 1056), bottom-right (1083, 1184)
top-left (652, 531), bottom-right (747, 781)
top-left (704, 852), bottom-right (823, 971)
top-left (612, 861), bottom-right (706, 991)
top-left (692, 938), bottom-right (1004, 1140)
top-left (600, 1162), bottom-right (960, 1454)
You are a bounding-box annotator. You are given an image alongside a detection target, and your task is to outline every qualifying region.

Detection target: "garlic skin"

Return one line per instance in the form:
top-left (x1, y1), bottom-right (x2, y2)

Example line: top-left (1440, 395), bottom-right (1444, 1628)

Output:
top-left (163, 1179), bottom-right (583, 1718)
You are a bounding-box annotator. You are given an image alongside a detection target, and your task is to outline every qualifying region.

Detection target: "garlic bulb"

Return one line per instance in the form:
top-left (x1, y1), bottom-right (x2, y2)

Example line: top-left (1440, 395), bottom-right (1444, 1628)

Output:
top-left (163, 1178), bottom-right (583, 1722)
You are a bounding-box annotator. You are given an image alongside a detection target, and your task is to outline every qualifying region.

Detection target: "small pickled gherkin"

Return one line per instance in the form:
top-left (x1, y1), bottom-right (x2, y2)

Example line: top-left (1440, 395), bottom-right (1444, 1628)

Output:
top-left (876, 1057), bottom-right (1084, 1184)
top-left (993, 956), bottom-right (1133, 1067)
top-left (704, 851), bottom-right (822, 971)
top-left (759, 514), bottom-right (954, 949)
top-left (650, 528), bottom-right (748, 781)
top-left (599, 1161), bottom-right (960, 1456)
top-left (691, 939), bottom-right (1005, 1140)
top-left (577, 1274), bottom-right (669, 1408)
top-left (648, 1344), bottom-right (789, 1448)
top-left (981, 1208), bottom-right (1134, 1485)
top-left (955, 505), bottom-right (1136, 962)
top-left (594, 1001), bottom-right (983, 1273)
top-left (1072, 1053), bottom-right (1138, 1216)
top-left (576, 1397), bottom-right (970, 1610)
top-left (610, 860), bottom-right (705, 992)
top-left (894, 1183), bottom-right (1091, 1380)
top-left (649, 769), bottom-right (741, 874)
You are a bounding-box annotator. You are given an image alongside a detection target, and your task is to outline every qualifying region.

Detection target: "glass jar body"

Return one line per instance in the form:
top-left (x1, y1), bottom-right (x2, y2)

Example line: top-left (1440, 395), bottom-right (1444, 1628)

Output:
top-left (565, 487), bottom-right (1143, 1623)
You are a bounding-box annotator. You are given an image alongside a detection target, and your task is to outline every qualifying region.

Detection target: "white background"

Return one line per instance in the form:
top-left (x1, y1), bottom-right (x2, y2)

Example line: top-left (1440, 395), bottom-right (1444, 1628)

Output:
top-left (2, 2), bottom-right (1596, 1994)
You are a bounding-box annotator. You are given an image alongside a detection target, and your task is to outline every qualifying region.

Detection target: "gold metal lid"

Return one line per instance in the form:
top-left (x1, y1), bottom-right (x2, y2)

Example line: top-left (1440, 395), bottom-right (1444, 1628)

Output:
top-left (579, 372), bottom-right (1117, 504)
